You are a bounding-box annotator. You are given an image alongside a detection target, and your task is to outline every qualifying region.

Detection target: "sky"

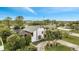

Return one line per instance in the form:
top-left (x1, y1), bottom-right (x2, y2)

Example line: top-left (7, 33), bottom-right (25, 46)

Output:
top-left (0, 7), bottom-right (79, 21)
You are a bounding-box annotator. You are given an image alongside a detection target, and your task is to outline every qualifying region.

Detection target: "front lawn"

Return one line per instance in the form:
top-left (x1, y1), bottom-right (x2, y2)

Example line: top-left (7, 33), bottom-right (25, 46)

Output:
top-left (45, 44), bottom-right (71, 51)
top-left (70, 29), bottom-right (79, 34)
top-left (63, 35), bottom-right (79, 45)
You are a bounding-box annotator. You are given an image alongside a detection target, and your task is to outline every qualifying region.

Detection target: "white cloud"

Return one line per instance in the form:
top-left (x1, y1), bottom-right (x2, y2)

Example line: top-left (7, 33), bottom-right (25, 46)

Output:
top-left (24, 7), bottom-right (37, 15)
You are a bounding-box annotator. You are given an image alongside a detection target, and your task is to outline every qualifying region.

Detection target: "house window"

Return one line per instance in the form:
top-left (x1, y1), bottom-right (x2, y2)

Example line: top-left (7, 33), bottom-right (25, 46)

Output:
top-left (42, 31), bottom-right (44, 34)
top-left (31, 33), bottom-right (33, 36)
top-left (24, 34), bottom-right (27, 36)
top-left (38, 35), bottom-right (41, 39)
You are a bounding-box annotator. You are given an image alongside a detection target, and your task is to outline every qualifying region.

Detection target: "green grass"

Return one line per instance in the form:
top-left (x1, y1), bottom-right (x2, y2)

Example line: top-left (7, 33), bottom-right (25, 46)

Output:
top-left (63, 35), bottom-right (79, 45)
top-left (45, 44), bottom-right (71, 51)
top-left (70, 30), bottom-right (79, 34)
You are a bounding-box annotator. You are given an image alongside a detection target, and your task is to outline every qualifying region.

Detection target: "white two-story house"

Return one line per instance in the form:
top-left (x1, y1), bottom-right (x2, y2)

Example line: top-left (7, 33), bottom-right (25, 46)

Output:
top-left (19, 26), bottom-right (45, 42)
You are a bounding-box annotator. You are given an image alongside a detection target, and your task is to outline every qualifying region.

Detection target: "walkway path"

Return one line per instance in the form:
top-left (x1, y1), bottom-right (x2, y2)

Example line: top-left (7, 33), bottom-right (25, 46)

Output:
top-left (36, 41), bottom-right (48, 51)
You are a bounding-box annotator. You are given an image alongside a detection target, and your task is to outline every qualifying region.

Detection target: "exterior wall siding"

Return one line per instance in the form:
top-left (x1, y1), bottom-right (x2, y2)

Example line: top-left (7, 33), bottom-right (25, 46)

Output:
top-left (31, 28), bottom-right (44, 42)
top-left (31, 31), bottom-right (37, 42)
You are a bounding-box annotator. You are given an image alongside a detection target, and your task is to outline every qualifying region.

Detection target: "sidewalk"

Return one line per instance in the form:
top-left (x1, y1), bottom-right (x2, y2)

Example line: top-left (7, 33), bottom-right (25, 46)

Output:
top-left (36, 41), bottom-right (48, 51)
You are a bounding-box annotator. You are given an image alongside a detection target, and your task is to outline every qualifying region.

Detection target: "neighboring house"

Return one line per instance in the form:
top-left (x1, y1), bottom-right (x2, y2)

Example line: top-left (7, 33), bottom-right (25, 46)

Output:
top-left (19, 26), bottom-right (45, 42)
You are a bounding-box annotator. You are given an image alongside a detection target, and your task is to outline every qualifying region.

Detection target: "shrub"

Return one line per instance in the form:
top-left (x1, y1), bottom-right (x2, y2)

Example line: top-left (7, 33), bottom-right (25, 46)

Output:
top-left (6, 34), bottom-right (21, 50)
top-left (0, 28), bottom-right (12, 43)
top-left (24, 45), bottom-right (37, 51)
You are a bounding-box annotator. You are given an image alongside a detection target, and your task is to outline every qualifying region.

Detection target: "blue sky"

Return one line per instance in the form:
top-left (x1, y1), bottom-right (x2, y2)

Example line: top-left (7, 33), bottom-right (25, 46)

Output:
top-left (0, 7), bottom-right (79, 21)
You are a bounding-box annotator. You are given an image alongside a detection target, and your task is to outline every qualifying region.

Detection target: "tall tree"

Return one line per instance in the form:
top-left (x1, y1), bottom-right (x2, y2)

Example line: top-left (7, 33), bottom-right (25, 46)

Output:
top-left (45, 30), bottom-right (62, 47)
top-left (53, 30), bottom-right (62, 46)
top-left (43, 19), bottom-right (50, 25)
top-left (3, 17), bottom-right (12, 29)
top-left (45, 30), bottom-right (55, 46)
top-left (15, 16), bottom-right (24, 27)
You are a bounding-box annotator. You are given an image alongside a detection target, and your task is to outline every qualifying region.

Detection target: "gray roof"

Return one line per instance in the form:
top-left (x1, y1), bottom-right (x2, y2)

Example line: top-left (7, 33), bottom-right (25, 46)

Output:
top-left (19, 30), bottom-right (31, 35)
top-left (23, 26), bottom-right (42, 33)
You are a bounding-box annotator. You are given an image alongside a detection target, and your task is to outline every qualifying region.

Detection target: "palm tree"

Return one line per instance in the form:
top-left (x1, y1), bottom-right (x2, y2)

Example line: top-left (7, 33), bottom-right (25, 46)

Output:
top-left (3, 17), bottom-right (12, 29)
top-left (15, 16), bottom-right (24, 27)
